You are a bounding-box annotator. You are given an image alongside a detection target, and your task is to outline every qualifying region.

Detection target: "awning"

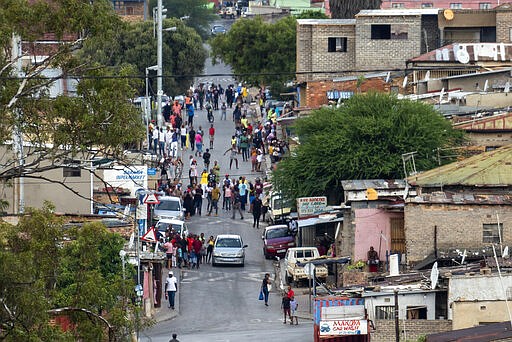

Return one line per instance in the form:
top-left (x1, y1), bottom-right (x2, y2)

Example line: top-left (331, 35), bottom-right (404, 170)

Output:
top-left (298, 216), bottom-right (343, 228)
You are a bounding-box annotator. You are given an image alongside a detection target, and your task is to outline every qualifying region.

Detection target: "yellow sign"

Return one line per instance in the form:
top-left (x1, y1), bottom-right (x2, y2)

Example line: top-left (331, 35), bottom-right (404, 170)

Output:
top-left (366, 188), bottom-right (378, 200)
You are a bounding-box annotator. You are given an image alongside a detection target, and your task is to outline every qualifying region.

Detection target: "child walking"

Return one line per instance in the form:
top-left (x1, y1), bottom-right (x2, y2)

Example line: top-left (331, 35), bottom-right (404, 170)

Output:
top-left (281, 294), bottom-right (292, 324)
top-left (290, 296), bottom-right (298, 325)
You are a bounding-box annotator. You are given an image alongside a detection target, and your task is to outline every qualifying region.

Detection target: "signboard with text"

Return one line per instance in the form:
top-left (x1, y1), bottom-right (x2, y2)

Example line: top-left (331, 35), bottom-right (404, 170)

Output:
top-left (319, 319), bottom-right (368, 336)
top-left (297, 196), bottom-right (327, 218)
top-left (103, 166), bottom-right (148, 197)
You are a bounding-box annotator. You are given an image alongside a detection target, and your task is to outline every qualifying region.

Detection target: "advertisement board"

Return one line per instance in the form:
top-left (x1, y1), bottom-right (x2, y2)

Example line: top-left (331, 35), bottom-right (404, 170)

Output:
top-left (103, 166), bottom-right (148, 197)
top-left (319, 319), bottom-right (368, 336)
top-left (297, 196), bottom-right (327, 218)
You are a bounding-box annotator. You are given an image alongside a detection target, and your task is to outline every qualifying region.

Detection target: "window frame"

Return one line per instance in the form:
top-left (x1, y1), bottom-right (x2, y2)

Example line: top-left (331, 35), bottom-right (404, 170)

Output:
top-left (328, 37), bottom-right (348, 52)
top-left (482, 223), bottom-right (504, 243)
top-left (450, 3), bottom-right (463, 9)
top-left (375, 305), bottom-right (395, 319)
top-left (421, 3), bottom-right (434, 8)
top-left (479, 2), bottom-right (492, 9)
top-left (62, 159), bottom-right (82, 178)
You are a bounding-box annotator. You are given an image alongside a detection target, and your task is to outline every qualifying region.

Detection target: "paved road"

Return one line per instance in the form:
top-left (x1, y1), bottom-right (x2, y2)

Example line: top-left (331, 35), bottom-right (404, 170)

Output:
top-left (140, 40), bottom-right (314, 341)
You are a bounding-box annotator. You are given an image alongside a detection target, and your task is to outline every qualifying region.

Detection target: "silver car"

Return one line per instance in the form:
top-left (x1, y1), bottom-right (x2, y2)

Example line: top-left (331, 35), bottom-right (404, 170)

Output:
top-left (212, 234), bottom-right (247, 267)
top-left (153, 196), bottom-right (184, 221)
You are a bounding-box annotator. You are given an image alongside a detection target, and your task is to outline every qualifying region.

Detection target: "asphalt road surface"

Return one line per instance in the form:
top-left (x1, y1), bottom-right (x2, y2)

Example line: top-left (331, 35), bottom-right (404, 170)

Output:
top-left (140, 37), bottom-right (313, 341)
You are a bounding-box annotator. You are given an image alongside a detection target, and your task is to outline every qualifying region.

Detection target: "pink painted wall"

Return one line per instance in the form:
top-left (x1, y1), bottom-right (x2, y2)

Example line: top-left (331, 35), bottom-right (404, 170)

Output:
top-left (381, 0), bottom-right (501, 9)
top-left (353, 208), bottom-right (402, 262)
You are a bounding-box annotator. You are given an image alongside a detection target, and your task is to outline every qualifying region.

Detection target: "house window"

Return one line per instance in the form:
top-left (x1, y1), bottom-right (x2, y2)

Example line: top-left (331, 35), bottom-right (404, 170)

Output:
top-left (422, 3), bottom-right (433, 8)
top-left (479, 2), bottom-right (492, 9)
top-left (63, 160), bottom-right (81, 178)
top-left (391, 3), bottom-right (404, 8)
top-left (328, 37), bottom-right (348, 52)
top-left (371, 24), bottom-right (408, 40)
top-left (450, 3), bottom-right (463, 9)
top-left (407, 306), bottom-right (427, 319)
top-left (126, 6), bottom-right (134, 15)
top-left (483, 223), bottom-right (503, 243)
top-left (375, 306), bottom-right (395, 319)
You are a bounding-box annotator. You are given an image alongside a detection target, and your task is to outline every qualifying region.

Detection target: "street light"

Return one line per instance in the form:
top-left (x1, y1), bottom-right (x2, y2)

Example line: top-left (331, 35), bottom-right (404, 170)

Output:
top-left (145, 65), bottom-right (158, 151)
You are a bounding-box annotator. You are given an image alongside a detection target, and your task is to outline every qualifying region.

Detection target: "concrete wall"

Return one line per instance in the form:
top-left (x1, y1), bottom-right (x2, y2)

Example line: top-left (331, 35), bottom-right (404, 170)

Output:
top-left (448, 274), bottom-right (512, 325)
top-left (404, 203), bottom-right (512, 265)
top-left (464, 131), bottom-right (512, 148)
top-left (296, 22), bottom-right (356, 82)
top-left (372, 319), bottom-right (452, 342)
top-left (355, 15), bottom-right (423, 70)
top-left (465, 92), bottom-right (512, 107)
top-left (354, 208), bottom-right (402, 262)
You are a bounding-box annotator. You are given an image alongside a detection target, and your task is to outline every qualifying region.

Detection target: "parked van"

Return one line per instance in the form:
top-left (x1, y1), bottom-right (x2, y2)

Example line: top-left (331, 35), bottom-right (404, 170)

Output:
top-left (284, 247), bottom-right (328, 284)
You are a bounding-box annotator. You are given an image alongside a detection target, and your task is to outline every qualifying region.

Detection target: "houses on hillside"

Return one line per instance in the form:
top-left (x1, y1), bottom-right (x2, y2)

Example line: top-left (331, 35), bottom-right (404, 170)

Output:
top-left (296, 5), bottom-right (512, 108)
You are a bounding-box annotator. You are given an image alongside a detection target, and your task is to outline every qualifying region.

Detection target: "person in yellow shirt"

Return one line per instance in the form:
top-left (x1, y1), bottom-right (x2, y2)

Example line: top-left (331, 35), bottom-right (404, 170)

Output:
top-left (208, 183), bottom-right (221, 216)
top-left (242, 85), bottom-right (248, 102)
top-left (200, 169), bottom-right (209, 198)
top-left (240, 115), bottom-right (248, 129)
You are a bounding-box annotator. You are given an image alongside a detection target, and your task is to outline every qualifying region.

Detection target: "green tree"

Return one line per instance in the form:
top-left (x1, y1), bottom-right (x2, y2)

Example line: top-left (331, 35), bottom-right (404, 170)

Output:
top-left (210, 16), bottom-right (296, 88)
top-left (149, 0), bottom-right (217, 39)
top-left (0, 0), bottom-right (145, 192)
top-left (79, 18), bottom-right (207, 96)
top-left (272, 93), bottom-right (465, 203)
top-left (329, 0), bottom-right (382, 19)
top-left (295, 10), bottom-right (329, 19)
top-left (0, 203), bottom-right (143, 341)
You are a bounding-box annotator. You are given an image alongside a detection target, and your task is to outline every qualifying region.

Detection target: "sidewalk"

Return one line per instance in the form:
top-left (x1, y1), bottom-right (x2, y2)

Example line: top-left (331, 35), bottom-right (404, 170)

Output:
top-left (154, 267), bottom-right (181, 323)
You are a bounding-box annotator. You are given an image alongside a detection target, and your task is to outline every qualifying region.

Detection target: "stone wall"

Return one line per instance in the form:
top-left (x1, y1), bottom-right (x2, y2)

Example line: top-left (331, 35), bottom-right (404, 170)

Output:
top-left (372, 319), bottom-right (452, 342)
top-left (355, 15), bottom-right (423, 70)
top-left (404, 203), bottom-right (512, 265)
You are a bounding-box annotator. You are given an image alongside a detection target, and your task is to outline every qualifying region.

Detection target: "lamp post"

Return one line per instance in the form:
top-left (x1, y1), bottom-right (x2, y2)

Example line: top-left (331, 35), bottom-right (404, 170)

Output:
top-left (145, 65), bottom-right (158, 151)
top-left (156, 0), bottom-right (164, 127)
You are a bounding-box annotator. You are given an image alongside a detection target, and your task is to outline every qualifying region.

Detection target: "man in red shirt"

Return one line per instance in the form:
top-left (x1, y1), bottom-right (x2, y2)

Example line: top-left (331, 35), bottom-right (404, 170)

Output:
top-left (209, 124), bottom-right (215, 149)
top-left (286, 285), bottom-right (295, 299)
top-left (192, 236), bottom-right (203, 269)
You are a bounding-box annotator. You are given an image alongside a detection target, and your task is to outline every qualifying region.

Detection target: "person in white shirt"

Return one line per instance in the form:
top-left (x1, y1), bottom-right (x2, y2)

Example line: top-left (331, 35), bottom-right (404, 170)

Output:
top-left (158, 127), bottom-right (165, 156)
top-left (165, 271), bottom-right (178, 309)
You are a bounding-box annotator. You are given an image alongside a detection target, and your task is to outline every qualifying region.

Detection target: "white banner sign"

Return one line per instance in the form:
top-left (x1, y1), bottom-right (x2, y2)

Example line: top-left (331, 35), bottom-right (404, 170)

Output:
top-left (103, 166), bottom-right (148, 197)
top-left (297, 196), bottom-right (327, 217)
top-left (319, 319), bottom-right (368, 336)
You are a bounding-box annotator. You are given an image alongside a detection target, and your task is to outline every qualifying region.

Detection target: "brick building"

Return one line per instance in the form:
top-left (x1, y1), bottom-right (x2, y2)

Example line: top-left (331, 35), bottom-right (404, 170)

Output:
top-left (111, 0), bottom-right (148, 21)
top-left (381, 0), bottom-right (500, 10)
top-left (404, 145), bottom-right (512, 265)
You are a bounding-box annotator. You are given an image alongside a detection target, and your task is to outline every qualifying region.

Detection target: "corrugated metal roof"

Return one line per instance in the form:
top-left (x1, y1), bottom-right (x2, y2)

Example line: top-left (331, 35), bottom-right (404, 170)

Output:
top-left (341, 179), bottom-right (407, 191)
top-left (408, 192), bottom-right (512, 204)
top-left (356, 8), bottom-right (439, 16)
top-left (427, 321), bottom-right (512, 342)
top-left (407, 145), bottom-right (512, 187)
top-left (296, 19), bottom-right (355, 25)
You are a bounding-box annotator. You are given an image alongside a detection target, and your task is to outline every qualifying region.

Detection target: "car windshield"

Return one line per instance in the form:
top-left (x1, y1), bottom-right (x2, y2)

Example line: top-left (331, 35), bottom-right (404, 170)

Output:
top-left (155, 200), bottom-right (180, 211)
top-left (266, 228), bottom-right (290, 239)
top-left (216, 238), bottom-right (242, 248)
top-left (156, 222), bottom-right (183, 233)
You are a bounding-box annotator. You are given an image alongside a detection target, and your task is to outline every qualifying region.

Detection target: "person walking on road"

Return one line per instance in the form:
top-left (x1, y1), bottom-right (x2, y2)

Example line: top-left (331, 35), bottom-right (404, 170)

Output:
top-left (206, 235), bottom-right (214, 263)
top-left (223, 144), bottom-right (239, 170)
top-left (252, 196), bottom-right (262, 228)
top-left (169, 333), bottom-right (180, 342)
top-left (231, 188), bottom-right (244, 220)
top-left (208, 124), bottom-right (215, 149)
top-left (165, 271), bottom-right (178, 310)
top-left (208, 183), bottom-right (221, 216)
top-left (281, 293), bottom-right (292, 324)
top-left (261, 273), bottom-right (271, 306)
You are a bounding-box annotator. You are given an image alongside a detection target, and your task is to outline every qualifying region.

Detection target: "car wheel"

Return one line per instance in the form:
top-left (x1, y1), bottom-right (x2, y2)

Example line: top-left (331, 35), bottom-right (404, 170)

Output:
top-left (212, 259), bottom-right (217, 267)
top-left (263, 249), bottom-right (268, 259)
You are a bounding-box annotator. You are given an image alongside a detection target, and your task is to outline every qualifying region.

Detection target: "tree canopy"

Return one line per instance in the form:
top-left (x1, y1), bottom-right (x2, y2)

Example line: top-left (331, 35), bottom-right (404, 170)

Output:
top-left (272, 93), bottom-right (465, 203)
top-left (329, 0), bottom-right (381, 19)
top-left (78, 18), bottom-right (207, 96)
top-left (0, 0), bottom-right (146, 200)
top-left (149, 0), bottom-right (217, 39)
top-left (210, 16), bottom-right (297, 88)
top-left (0, 203), bottom-right (142, 341)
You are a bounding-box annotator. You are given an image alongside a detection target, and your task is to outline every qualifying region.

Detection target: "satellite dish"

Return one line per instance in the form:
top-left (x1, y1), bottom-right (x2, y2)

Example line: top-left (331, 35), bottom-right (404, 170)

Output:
top-left (430, 262), bottom-right (439, 290)
top-left (402, 76), bottom-right (408, 88)
top-left (456, 49), bottom-right (470, 64)
top-left (424, 71), bottom-right (430, 81)
top-left (385, 71), bottom-right (391, 83)
top-left (444, 9), bottom-right (454, 20)
top-left (484, 79), bottom-right (489, 92)
top-left (505, 82), bottom-right (510, 93)
top-left (128, 232), bottom-right (135, 249)
top-left (504, 246), bottom-right (510, 259)
top-left (461, 249), bottom-right (467, 265)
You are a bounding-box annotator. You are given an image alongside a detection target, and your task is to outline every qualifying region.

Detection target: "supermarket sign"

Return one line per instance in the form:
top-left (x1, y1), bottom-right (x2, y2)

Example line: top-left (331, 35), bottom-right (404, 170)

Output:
top-left (319, 319), bottom-right (368, 336)
top-left (297, 196), bottom-right (327, 218)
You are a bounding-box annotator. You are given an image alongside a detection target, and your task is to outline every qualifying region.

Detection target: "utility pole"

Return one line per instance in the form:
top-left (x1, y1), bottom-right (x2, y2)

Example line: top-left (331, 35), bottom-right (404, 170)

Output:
top-left (394, 289), bottom-right (400, 342)
top-left (156, 0), bottom-right (164, 127)
top-left (11, 34), bottom-right (24, 214)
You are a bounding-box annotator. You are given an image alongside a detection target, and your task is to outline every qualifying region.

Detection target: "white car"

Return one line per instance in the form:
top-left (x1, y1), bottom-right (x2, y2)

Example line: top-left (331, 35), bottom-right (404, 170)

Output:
top-left (155, 218), bottom-right (189, 239)
top-left (212, 234), bottom-right (247, 267)
top-left (153, 196), bottom-right (184, 221)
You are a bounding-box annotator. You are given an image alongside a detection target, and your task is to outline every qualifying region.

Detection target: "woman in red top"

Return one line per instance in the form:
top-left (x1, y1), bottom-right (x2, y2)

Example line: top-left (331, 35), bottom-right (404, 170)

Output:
top-left (286, 285), bottom-right (294, 299)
